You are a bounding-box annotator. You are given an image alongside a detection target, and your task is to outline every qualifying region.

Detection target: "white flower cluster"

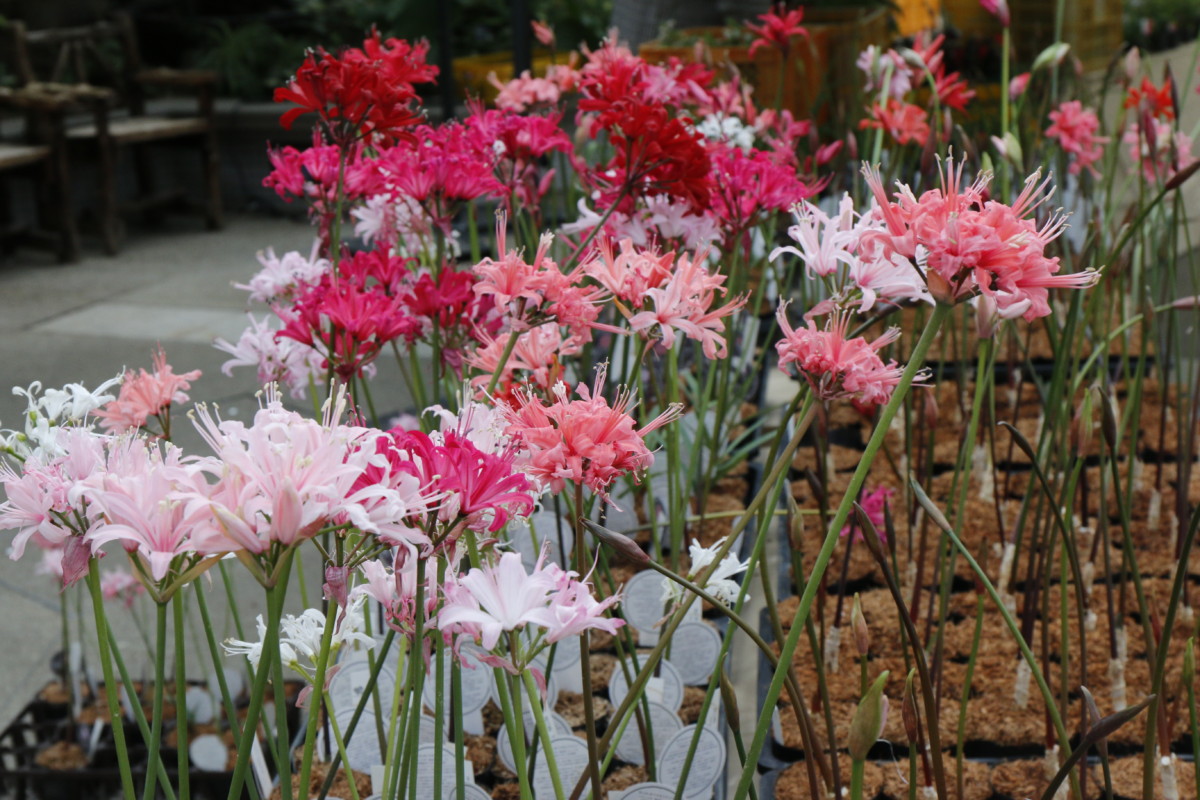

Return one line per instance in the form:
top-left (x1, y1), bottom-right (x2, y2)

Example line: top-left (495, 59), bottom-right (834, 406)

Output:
top-left (2, 377), bottom-right (121, 461)
top-left (662, 536), bottom-right (751, 606)
top-left (224, 593), bottom-right (373, 674)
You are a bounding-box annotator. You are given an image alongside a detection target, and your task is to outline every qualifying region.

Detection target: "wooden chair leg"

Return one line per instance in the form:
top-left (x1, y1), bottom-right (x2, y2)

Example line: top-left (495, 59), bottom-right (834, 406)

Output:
top-left (50, 123), bottom-right (80, 263)
top-left (202, 130), bottom-right (223, 230)
top-left (96, 140), bottom-right (122, 255)
top-left (132, 143), bottom-right (163, 225)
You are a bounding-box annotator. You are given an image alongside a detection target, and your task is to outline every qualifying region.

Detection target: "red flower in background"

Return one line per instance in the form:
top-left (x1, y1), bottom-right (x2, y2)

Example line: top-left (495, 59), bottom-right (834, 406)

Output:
top-left (860, 99), bottom-right (930, 147)
top-left (274, 30), bottom-right (438, 145)
top-left (1125, 76), bottom-right (1175, 120)
top-left (745, 4), bottom-right (808, 57)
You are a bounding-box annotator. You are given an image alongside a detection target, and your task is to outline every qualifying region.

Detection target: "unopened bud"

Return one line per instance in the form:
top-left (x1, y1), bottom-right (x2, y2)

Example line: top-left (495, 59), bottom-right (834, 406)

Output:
top-left (1032, 43), bottom-right (1071, 72)
top-left (1071, 393), bottom-right (1093, 457)
top-left (1100, 388), bottom-right (1119, 450)
top-left (1183, 638), bottom-right (1195, 687)
top-left (901, 670), bottom-right (920, 745)
top-left (852, 593), bottom-right (870, 656)
top-left (1124, 47), bottom-right (1141, 83)
top-left (923, 391), bottom-right (939, 429)
top-left (848, 671), bottom-right (890, 760)
top-left (584, 520), bottom-right (649, 564)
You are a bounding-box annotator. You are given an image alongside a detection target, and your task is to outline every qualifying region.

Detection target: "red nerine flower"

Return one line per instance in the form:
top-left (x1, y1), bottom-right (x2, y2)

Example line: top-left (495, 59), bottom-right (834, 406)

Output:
top-left (1125, 76), bottom-right (1175, 121)
top-left (745, 4), bottom-right (808, 57)
top-left (274, 30), bottom-right (438, 145)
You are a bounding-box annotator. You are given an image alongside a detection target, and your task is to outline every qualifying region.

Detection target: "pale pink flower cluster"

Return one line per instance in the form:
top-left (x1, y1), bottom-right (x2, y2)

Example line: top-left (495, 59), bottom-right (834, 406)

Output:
top-left (467, 323), bottom-right (580, 393)
top-left (94, 348), bottom-right (201, 435)
top-left (438, 549), bottom-right (623, 653)
top-left (502, 365), bottom-right (681, 500)
top-left (563, 195), bottom-right (721, 251)
top-left (583, 240), bottom-right (746, 358)
top-left (214, 315), bottom-right (327, 400)
top-left (236, 243), bottom-right (331, 304)
top-left (1123, 118), bottom-right (1197, 182)
top-left (856, 45), bottom-right (912, 101)
top-left (775, 306), bottom-right (912, 407)
top-left (770, 194), bottom-right (930, 313)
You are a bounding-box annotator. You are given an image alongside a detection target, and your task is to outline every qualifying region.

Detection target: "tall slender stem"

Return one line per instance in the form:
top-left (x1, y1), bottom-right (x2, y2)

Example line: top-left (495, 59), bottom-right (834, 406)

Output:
top-left (85, 564), bottom-right (136, 800)
top-left (732, 303), bottom-right (952, 800)
top-left (173, 593), bottom-right (191, 800)
top-left (143, 602), bottom-right (168, 800)
top-left (572, 482), bottom-right (603, 800)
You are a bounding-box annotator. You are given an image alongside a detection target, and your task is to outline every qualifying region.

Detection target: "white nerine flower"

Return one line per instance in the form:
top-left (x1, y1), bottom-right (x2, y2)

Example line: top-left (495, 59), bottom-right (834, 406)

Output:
top-left (3, 377), bottom-right (121, 461)
top-left (697, 113), bottom-right (755, 153)
top-left (661, 537), bottom-right (751, 606)
top-left (224, 594), bottom-right (374, 676)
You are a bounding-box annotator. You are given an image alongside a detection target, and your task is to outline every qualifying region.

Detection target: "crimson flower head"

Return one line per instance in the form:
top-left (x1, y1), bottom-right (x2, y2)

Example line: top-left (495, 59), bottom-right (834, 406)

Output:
top-left (274, 31), bottom-right (438, 145)
top-left (1124, 76), bottom-right (1175, 121)
top-left (746, 4), bottom-right (808, 57)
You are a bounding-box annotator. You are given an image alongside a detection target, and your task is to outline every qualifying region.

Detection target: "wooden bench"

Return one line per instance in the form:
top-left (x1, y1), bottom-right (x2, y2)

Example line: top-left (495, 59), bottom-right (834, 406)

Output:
top-left (0, 83), bottom-right (108, 263)
top-left (3, 14), bottom-right (224, 255)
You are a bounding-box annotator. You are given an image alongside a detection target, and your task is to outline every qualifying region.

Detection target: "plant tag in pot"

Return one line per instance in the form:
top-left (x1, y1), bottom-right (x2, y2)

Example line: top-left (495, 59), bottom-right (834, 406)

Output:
top-left (414, 743), bottom-right (469, 790)
top-left (608, 659), bottom-right (683, 712)
top-left (612, 784), bottom-right (680, 800)
top-left (532, 736), bottom-right (590, 800)
top-left (656, 724), bottom-right (726, 799)
top-left (495, 710), bottom-right (573, 772)
top-left (249, 737), bottom-right (271, 799)
top-left (425, 645), bottom-right (492, 735)
top-left (613, 699), bottom-right (683, 766)
top-left (515, 511), bottom-right (574, 569)
top-left (666, 621), bottom-right (722, 686)
top-left (329, 655), bottom-right (397, 716)
top-left (186, 686), bottom-right (215, 725)
top-left (549, 636), bottom-right (583, 692)
top-left (189, 734), bottom-right (228, 772)
top-left (620, 571), bottom-right (669, 646)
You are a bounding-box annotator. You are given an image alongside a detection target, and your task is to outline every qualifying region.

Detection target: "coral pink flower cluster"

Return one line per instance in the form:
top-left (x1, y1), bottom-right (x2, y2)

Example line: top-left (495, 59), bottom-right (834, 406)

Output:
top-left (94, 348), bottom-right (201, 435)
top-left (1045, 101), bottom-right (1107, 176)
top-left (502, 366), bottom-right (681, 501)
top-left (862, 158), bottom-right (1098, 320)
top-left (775, 308), bottom-right (910, 407)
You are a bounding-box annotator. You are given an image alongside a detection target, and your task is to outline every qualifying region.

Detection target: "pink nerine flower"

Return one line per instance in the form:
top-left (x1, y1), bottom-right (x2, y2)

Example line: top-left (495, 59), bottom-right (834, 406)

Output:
top-left (1045, 101), bottom-right (1107, 176)
top-left (438, 549), bottom-right (622, 651)
top-left (626, 246), bottom-right (747, 359)
top-left (840, 486), bottom-right (893, 541)
top-left (503, 365), bottom-right (682, 500)
top-left (776, 306), bottom-right (913, 407)
top-left (862, 158), bottom-right (1099, 320)
top-left (94, 348), bottom-right (201, 435)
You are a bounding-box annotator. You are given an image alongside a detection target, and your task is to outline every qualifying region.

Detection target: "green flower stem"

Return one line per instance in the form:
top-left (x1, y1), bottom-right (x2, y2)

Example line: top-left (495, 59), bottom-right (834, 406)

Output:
top-left (173, 593), bottom-right (191, 800)
top-left (143, 602), bottom-right (168, 800)
top-left (226, 549), bottom-right (291, 800)
top-left (85, 564), bottom-right (136, 800)
top-left (315, 629), bottom-right (397, 800)
top-left (267, 558), bottom-right (297, 800)
top-left (521, 664), bottom-right (564, 800)
top-left (571, 482), bottom-right (603, 800)
top-left (731, 302), bottom-right (952, 800)
top-left (955, 593), bottom-right (985, 800)
top-left (1141, 502), bottom-right (1200, 800)
top-left (434, 561), bottom-right (448, 800)
top-left (297, 594), bottom-right (339, 798)
top-left (568, 397), bottom-right (818, 800)
top-left (912, 483), bottom-right (1078, 799)
top-left (850, 759), bottom-right (865, 800)
top-left (193, 586), bottom-right (259, 800)
top-left (494, 658), bottom-right (531, 800)
top-left (452, 654), bottom-right (466, 800)
top-left (322, 694), bottom-right (362, 800)
top-left (105, 627), bottom-right (177, 800)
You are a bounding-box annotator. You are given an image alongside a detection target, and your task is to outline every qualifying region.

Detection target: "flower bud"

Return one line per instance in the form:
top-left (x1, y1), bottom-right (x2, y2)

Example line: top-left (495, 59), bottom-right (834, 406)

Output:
top-left (1183, 637), bottom-right (1195, 687)
top-left (1032, 43), bottom-right (1071, 72)
top-left (1124, 47), bottom-right (1141, 83)
top-left (901, 669), bottom-right (921, 744)
top-left (584, 520), bottom-right (649, 564)
top-left (848, 671), bottom-right (890, 761)
top-left (1100, 388), bottom-right (1119, 450)
top-left (1009, 72), bottom-right (1031, 100)
top-left (923, 391), bottom-right (939, 430)
top-left (1071, 391), bottom-right (1093, 458)
top-left (852, 593), bottom-right (870, 656)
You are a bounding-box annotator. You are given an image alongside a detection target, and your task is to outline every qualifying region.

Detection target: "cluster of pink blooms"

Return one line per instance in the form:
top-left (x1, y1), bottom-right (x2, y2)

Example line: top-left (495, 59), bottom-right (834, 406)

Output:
top-left (1045, 101), bottom-right (1107, 177)
top-left (93, 348), bottom-right (201, 436)
top-left (857, 35), bottom-right (975, 149)
top-left (775, 308), bottom-right (909, 407)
